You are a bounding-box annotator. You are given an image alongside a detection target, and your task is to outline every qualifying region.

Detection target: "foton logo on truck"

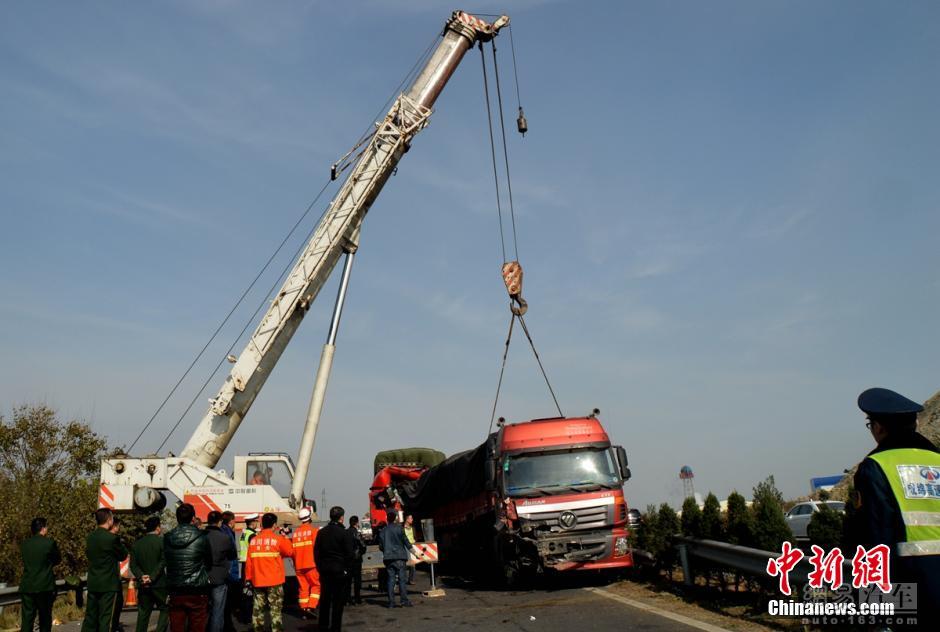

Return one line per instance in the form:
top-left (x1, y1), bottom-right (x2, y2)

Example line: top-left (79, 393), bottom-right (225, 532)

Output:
top-left (370, 413), bottom-right (634, 586)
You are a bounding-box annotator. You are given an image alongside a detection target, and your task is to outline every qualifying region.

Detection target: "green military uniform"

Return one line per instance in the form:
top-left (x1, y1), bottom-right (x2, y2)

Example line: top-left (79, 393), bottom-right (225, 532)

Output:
top-left (130, 533), bottom-right (168, 632)
top-left (20, 534), bottom-right (61, 632)
top-left (251, 585), bottom-right (283, 632)
top-left (81, 527), bottom-right (128, 632)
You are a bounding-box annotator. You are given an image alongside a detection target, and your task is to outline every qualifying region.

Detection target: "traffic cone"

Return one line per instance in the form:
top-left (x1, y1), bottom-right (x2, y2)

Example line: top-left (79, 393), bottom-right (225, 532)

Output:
top-left (125, 578), bottom-right (138, 609)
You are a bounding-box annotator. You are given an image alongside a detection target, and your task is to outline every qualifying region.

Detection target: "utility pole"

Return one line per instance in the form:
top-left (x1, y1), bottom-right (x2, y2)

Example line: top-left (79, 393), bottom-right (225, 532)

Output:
top-left (321, 488), bottom-right (327, 513)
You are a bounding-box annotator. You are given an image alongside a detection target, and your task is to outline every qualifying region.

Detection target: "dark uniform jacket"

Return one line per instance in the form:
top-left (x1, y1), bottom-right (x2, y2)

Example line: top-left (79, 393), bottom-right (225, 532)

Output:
top-left (86, 528), bottom-right (128, 593)
top-left (130, 533), bottom-right (166, 588)
top-left (163, 524), bottom-right (212, 593)
top-left (844, 430), bottom-right (940, 607)
top-left (346, 525), bottom-right (366, 563)
top-left (313, 521), bottom-right (355, 577)
top-left (20, 535), bottom-right (61, 593)
top-left (204, 526), bottom-right (236, 586)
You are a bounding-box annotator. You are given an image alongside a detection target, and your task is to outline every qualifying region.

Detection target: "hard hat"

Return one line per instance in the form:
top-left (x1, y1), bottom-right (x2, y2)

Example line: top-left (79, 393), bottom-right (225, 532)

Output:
top-left (298, 508), bottom-right (312, 522)
top-left (244, 513), bottom-right (259, 522)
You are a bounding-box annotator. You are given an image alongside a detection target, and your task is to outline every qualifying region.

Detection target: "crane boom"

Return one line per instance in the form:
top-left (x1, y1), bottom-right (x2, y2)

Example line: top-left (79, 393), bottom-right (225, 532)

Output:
top-left (180, 11), bottom-right (509, 469)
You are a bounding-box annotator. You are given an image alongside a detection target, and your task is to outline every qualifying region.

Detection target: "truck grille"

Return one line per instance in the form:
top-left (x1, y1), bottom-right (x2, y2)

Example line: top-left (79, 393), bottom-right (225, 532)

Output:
top-left (521, 504), bottom-right (611, 532)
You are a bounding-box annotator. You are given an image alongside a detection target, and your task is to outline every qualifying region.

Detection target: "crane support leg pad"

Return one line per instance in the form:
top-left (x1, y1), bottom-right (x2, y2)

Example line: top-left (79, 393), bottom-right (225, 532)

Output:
top-left (422, 588), bottom-right (446, 598)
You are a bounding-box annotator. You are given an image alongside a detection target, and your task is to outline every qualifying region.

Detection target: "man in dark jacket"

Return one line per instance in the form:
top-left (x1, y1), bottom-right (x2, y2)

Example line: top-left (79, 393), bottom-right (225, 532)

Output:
top-left (378, 512), bottom-right (415, 608)
top-left (844, 387), bottom-right (940, 625)
top-left (345, 516), bottom-right (366, 606)
top-left (219, 511), bottom-right (239, 632)
top-left (313, 507), bottom-right (355, 632)
top-left (130, 516), bottom-right (167, 632)
top-left (164, 503), bottom-right (212, 632)
top-left (205, 511), bottom-right (236, 632)
top-left (20, 517), bottom-right (61, 632)
top-left (81, 508), bottom-right (129, 632)
top-left (108, 518), bottom-right (124, 631)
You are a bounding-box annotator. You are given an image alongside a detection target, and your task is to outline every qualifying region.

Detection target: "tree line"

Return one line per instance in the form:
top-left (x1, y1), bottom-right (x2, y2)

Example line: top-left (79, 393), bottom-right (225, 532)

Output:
top-left (0, 405), bottom-right (156, 585)
top-left (634, 475), bottom-right (845, 575)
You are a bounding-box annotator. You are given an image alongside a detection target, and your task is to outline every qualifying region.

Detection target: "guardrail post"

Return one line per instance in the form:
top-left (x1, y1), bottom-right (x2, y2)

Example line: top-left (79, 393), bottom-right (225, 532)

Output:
top-left (677, 543), bottom-right (693, 586)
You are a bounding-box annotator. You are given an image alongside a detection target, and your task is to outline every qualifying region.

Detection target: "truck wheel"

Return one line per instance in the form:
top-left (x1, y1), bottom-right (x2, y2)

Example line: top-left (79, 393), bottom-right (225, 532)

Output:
top-left (502, 559), bottom-right (522, 589)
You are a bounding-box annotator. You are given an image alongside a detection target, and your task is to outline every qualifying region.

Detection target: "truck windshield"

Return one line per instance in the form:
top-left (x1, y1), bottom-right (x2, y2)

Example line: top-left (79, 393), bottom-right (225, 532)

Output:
top-left (504, 449), bottom-right (620, 495)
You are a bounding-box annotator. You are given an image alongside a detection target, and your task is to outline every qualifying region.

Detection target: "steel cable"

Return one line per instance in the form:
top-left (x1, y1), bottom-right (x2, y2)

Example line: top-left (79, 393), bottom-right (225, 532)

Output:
top-left (128, 179), bottom-right (333, 453)
top-left (137, 35), bottom-right (441, 454)
top-left (487, 314), bottom-right (516, 438)
top-left (479, 44), bottom-right (507, 263)
top-left (154, 189), bottom-right (337, 454)
top-left (490, 41), bottom-right (519, 262)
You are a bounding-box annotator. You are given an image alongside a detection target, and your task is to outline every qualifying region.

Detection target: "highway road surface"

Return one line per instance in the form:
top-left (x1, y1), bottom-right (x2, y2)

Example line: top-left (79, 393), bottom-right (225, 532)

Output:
top-left (63, 570), bottom-right (733, 632)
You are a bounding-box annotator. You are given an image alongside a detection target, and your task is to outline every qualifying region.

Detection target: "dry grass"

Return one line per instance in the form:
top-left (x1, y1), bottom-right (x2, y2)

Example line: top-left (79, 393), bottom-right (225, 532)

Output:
top-left (0, 593), bottom-right (85, 631)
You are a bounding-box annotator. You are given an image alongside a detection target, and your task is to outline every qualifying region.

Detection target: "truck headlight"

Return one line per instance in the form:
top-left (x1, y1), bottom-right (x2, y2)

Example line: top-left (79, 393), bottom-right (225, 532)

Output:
top-left (614, 536), bottom-right (628, 557)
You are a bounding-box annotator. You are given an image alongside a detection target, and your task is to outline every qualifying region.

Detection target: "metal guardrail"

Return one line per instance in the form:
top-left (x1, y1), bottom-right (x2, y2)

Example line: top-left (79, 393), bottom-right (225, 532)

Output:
top-left (0, 578), bottom-right (87, 609)
top-left (674, 536), bottom-right (854, 586)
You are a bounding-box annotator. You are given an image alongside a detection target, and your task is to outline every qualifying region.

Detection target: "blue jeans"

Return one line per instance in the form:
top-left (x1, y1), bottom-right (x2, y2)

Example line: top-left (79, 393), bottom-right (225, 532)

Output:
top-left (208, 583), bottom-right (228, 632)
top-left (385, 560), bottom-right (411, 605)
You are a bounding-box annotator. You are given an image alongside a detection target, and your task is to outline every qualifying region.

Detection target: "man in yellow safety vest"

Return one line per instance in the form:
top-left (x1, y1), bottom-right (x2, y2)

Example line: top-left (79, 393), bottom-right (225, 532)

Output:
top-left (845, 387), bottom-right (940, 624)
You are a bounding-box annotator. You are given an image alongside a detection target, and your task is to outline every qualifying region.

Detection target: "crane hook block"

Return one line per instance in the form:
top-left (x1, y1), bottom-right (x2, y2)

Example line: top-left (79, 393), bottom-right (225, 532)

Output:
top-left (516, 107), bottom-right (528, 136)
top-left (502, 261), bottom-right (528, 315)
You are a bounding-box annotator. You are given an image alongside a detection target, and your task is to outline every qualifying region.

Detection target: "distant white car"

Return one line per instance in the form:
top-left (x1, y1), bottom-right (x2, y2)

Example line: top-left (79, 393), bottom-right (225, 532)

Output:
top-left (785, 500), bottom-right (845, 540)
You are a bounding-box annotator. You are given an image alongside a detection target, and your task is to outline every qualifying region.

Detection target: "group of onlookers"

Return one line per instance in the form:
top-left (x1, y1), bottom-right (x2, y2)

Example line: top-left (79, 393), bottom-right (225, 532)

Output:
top-left (18, 503), bottom-right (378, 632)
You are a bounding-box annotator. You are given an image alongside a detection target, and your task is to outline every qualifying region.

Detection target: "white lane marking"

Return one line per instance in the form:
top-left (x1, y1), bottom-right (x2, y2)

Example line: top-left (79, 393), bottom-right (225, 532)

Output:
top-left (584, 587), bottom-right (734, 632)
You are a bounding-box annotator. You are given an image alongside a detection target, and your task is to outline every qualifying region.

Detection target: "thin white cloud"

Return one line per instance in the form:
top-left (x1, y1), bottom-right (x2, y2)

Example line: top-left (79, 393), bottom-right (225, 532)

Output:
top-left (748, 204), bottom-right (815, 239)
top-left (73, 187), bottom-right (213, 229)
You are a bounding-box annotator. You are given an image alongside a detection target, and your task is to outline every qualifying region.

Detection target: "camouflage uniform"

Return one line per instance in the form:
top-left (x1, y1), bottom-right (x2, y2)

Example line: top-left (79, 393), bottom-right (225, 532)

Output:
top-left (251, 585), bottom-right (284, 632)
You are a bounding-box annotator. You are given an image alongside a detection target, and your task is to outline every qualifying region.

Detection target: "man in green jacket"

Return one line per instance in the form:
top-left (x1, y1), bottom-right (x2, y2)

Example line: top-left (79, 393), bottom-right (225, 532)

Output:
top-left (81, 508), bottom-right (129, 632)
top-left (20, 517), bottom-right (61, 632)
top-left (130, 516), bottom-right (168, 632)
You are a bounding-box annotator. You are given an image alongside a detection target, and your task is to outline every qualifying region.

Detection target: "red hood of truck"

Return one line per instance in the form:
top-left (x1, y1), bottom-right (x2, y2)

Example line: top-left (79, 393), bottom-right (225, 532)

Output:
top-left (500, 416), bottom-right (610, 453)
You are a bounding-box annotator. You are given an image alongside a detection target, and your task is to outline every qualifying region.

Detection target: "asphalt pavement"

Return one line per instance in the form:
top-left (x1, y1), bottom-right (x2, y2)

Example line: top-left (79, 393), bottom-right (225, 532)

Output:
top-left (59, 570), bottom-right (726, 632)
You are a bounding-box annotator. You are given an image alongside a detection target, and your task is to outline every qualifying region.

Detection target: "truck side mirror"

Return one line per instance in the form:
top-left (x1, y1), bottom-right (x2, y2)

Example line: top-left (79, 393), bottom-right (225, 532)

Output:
top-left (615, 446), bottom-right (630, 481)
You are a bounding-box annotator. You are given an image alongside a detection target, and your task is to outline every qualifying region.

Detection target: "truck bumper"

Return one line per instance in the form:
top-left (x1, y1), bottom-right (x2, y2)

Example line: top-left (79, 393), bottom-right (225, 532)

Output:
top-left (535, 527), bottom-right (633, 571)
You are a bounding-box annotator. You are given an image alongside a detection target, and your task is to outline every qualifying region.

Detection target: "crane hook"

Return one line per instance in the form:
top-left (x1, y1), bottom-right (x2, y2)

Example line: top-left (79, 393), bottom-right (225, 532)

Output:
top-left (501, 261), bottom-right (528, 316)
top-left (516, 106), bottom-right (528, 136)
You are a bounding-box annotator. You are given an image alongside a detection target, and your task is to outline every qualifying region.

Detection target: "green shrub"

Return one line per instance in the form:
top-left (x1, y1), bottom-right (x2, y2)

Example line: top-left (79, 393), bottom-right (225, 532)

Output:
top-left (700, 492), bottom-right (722, 540)
top-left (807, 504), bottom-right (844, 551)
top-left (657, 503), bottom-right (681, 575)
top-left (750, 475), bottom-right (793, 551)
top-left (681, 496), bottom-right (703, 538)
top-left (725, 490), bottom-right (754, 546)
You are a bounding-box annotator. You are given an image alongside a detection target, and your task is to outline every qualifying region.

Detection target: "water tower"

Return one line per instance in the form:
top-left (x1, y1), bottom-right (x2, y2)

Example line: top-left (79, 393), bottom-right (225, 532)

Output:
top-left (679, 465), bottom-right (695, 500)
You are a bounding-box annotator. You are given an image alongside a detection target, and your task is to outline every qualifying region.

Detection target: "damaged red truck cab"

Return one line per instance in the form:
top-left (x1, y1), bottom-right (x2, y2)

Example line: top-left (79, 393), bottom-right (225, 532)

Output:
top-left (498, 416), bottom-right (633, 573)
top-left (379, 414), bottom-right (633, 583)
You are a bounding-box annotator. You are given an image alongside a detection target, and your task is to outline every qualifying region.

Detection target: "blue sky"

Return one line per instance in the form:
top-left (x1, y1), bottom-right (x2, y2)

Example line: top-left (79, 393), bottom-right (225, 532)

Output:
top-left (2, 1), bottom-right (939, 514)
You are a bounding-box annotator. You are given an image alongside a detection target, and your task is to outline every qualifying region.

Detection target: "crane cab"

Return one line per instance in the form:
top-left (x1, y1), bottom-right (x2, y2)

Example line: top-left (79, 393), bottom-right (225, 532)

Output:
top-left (234, 453), bottom-right (299, 499)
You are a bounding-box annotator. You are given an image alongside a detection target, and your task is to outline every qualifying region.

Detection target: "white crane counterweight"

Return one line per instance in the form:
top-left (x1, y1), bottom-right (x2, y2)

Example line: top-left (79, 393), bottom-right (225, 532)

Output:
top-left (100, 11), bottom-right (510, 522)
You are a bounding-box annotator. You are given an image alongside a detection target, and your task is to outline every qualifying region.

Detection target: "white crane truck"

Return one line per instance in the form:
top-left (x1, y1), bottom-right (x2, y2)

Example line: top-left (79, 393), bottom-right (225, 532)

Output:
top-left (98, 11), bottom-right (511, 525)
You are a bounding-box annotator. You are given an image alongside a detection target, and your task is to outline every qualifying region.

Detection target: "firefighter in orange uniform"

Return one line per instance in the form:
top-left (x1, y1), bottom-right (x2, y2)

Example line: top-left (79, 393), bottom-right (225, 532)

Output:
top-left (292, 508), bottom-right (320, 616)
top-left (244, 513), bottom-right (293, 632)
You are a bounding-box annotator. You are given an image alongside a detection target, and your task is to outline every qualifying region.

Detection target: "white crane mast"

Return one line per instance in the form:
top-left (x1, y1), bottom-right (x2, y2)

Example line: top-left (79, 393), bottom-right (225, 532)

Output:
top-left (101, 11), bottom-right (509, 518)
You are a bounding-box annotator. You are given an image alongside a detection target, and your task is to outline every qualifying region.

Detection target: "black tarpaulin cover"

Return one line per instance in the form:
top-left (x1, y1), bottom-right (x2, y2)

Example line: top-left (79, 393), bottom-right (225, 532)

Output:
top-left (399, 434), bottom-right (497, 515)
